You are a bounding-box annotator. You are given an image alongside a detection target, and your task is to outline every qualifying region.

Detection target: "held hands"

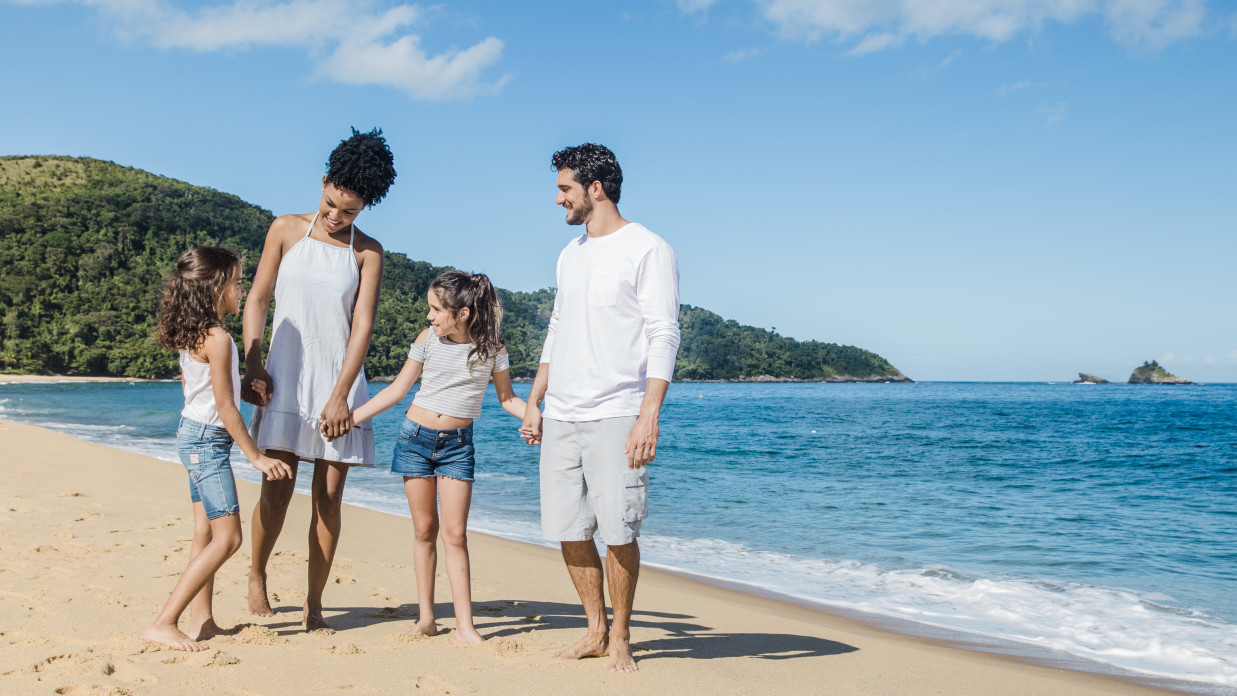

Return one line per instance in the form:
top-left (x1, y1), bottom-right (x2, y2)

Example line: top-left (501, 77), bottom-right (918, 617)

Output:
top-left (519, 408), bottom-right (542, 445)
top-left (320, 411), bottom-right (356, 443)
top-left (253, 453), bottom-right (293, 481)
top-left (624, 415), bottom-right (659, 469)
top-left (241, 366), bottom-right (272, 406)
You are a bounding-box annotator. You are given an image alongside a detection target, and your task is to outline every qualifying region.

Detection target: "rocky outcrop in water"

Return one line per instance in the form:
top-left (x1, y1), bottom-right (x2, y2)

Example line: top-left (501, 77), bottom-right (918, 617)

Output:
top-left (1128, 361), bottom-right (1194, 385)
top-left (1074, 373), bottom-right (1110, 384)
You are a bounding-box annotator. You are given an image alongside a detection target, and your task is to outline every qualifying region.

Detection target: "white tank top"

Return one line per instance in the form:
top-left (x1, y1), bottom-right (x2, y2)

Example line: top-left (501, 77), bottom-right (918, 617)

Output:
top-left (180, 331), bottom-right (241, 428)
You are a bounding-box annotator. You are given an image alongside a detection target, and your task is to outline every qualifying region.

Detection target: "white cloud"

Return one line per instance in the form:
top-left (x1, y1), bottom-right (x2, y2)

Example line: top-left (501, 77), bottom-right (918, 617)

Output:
top-left (1159, 351), bottom-right (1177, 362)
top-left (19, 0), bottom-right (507, 100)
top-left (996, 79), bottom-right (1037, 96)
top-left (1227, 349), bottom-right (1237, 362)
top-left (679, 0), bottom-right (719, 12)
top-left (723, 46), bottom-right (768, 62)
top-left (1038, 100), bottom-right (1068, 124)
top-left (938, 48), bottom-right (963, 67)
top-left (742, 0), bottom-right (1210, 53)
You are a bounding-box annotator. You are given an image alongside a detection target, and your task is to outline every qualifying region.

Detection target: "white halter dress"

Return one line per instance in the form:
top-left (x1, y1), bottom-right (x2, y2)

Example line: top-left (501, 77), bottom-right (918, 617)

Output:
top-left (248, 213), bottom-right (374, 466)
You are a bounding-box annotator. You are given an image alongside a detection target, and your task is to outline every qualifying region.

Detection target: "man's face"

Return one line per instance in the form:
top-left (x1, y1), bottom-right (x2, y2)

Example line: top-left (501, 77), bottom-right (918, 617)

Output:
top-left (556, 169), bottom-right (592, 226)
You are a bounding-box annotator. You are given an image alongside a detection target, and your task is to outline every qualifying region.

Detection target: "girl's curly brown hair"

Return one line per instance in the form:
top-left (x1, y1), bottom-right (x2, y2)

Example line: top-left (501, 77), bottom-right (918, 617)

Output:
top-left (156, 246), bottom-right (241, 351)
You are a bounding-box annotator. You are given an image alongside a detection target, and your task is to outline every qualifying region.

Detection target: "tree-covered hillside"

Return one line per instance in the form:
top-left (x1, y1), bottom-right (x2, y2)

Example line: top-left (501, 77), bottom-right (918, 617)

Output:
top-left (0, 156), bottom-right (908, 381)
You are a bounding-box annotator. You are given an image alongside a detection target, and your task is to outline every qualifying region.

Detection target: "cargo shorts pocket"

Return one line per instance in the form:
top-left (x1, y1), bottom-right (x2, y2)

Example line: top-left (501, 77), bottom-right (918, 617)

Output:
top-left (622, 467), bottom-right (649, 523)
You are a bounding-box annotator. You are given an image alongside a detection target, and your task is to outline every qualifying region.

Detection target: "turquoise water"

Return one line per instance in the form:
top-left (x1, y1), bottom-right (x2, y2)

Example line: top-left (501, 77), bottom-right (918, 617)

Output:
top-left (2, 380), bottom-right (1234, 690)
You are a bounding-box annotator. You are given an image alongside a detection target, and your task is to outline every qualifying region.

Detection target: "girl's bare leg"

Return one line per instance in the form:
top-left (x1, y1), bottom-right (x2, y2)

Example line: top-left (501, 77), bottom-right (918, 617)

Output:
top-left (304, 460), bottom-right (349, 633)
top-left (437, 476), bottom-right (482, 644)
top-left (143, 507), bottom-right (243, 651)
top-left (186, 503), bottom-right (226, 640)
top-left (403, 476), bottom-right (440, 636)
top-left (247, 451), bottom-right (299, 616)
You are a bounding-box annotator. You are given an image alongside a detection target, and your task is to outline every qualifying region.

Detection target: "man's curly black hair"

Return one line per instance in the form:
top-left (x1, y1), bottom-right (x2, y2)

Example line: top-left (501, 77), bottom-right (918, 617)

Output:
top-left (551, 143), bottom-right (622, 204)
top-left (325, 127), bottom-right (397, 207)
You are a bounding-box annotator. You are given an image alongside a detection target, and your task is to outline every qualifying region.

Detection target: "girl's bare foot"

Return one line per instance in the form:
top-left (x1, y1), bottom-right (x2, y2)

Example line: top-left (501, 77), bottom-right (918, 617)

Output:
top-left (187, 617), bottom-right (229, 641)
top-left (142, 624), bottom-right (206, 652)
top-left (452, 625), bottom-right (484, 644)
top-left (247, 575), bottom-right (275, 617)
top-left (404, 618), bottom-right (439, 637)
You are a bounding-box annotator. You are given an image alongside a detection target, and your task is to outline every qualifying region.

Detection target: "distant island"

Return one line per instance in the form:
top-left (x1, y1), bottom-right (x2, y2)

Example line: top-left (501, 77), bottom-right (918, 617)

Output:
top-left (0, 156), bottom-right (910, 382)
top-left (1128, 360), bottom-right (1194, 385)
top-left (1074, 372), bottom-right (1110, 384)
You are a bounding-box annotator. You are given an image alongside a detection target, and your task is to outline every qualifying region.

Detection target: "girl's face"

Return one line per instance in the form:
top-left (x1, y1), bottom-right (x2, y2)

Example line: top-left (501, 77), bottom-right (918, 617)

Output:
top-left (427, 289), bottom-right (469, 342)
top-left (219, 265), bottom-right (245, 316)
top-left (318, 179), bottom-right (366, 236)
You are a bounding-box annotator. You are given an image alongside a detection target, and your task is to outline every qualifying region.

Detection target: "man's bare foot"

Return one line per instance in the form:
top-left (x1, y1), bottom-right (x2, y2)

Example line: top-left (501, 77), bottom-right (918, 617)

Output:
top-left (303, 606), bottom-right (335, 634)
top-left (553, 631), bottom-right (608, 660)
top-left (404, 618), bottom-right (439, 637)
top-left (142, 624), bottom-right (206, 652)
top-left (187, 617), bottom-right (229, 641)
top-left (452, 625), bottom-right (484, 644)
top-left (608, 635), bottom-right (638, 673)
top-left (247, 574), bottom-right (275, 617)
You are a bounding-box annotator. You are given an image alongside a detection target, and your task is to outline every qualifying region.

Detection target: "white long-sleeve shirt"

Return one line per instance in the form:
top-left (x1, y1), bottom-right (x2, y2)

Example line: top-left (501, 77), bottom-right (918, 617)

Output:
top-left (539, 222), bottom-right (680, 422)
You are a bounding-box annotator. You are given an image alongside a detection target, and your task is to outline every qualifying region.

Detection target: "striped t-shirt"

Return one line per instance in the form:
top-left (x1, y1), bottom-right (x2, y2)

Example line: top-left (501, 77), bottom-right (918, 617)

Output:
top-left (409, 334), bottom-right (510, 419)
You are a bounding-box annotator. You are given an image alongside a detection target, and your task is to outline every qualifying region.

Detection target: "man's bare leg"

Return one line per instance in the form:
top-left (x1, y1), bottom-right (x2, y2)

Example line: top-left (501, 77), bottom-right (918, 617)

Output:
top-left (304, 460), bottom-right (349, 633)
top-left (555, 540), bottom-right (610, 660)
top-left (605, 540), bottom-right (640, 672)
top-left (247, 452), bottom-right (299, 616)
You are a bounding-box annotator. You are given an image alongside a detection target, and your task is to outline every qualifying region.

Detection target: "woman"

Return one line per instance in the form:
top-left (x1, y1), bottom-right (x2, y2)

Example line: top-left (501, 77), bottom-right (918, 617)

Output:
top-left (241, 128), bottom-right (396, 633)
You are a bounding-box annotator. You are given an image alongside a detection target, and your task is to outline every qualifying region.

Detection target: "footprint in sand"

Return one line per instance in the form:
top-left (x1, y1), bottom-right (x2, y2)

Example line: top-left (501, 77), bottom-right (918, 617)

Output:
top-left (333, 576), bottom-right (355, 584)
top-left (189, 650), bottom-right (238, 667)
top-left (53, 685), bottom-right (130, 696)
top-left (413, 675), bottom-right (457, 693)
top-left (320, 643), bottom-right (364, 655)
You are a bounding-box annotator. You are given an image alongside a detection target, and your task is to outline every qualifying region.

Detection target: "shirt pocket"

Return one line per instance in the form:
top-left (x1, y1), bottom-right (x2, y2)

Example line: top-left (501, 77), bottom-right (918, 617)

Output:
top-left (588, 272), bottom-right (620, 307)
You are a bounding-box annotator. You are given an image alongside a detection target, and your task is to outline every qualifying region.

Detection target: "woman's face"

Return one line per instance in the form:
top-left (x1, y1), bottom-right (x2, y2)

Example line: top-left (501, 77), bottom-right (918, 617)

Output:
top-left (318, 179), bottom-right (366, 235)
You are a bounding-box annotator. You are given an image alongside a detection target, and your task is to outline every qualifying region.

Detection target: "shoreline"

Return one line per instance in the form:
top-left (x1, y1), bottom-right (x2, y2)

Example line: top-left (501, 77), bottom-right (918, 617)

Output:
top-left (0, 418), bottom-right (1210, 695)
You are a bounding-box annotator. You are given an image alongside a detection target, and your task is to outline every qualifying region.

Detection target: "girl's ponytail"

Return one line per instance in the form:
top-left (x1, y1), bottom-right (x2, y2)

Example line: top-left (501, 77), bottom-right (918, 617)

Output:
top-left (429, 271), bottom-right (504, 372)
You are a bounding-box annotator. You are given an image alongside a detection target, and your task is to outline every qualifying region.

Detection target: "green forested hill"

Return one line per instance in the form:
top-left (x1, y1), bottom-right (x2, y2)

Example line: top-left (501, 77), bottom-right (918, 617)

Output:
top-left (0, 156), bottom-right (908, 381)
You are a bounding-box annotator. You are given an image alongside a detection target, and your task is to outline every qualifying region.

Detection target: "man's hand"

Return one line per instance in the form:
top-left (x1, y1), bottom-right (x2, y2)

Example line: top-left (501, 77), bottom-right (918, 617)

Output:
top-left (520, 408), bottom-right (543, 445)
top-left (624, 415), bottom-right (659, 469)
top-left (241, 365), bottom-right (272, 406)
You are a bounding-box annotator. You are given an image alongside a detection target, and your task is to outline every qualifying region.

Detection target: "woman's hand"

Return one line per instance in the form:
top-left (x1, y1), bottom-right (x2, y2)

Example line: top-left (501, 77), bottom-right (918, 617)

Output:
top-left (242, 365), bottom-right (273, 406)
top-left (320, 394), bottom-right (353, 440)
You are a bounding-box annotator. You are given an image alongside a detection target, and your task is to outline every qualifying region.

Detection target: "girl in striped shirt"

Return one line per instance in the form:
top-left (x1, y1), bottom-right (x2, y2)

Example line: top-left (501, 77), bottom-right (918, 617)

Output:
top-left (333, 270), bottom-right (526, 643)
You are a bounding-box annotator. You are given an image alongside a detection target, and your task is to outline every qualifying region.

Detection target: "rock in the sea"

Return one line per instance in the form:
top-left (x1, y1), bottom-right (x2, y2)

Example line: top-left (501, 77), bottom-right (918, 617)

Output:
top-left (1074, 373), bottom-right (1110, 384)
top-left (1128, 360), bottom-right (1194, 384)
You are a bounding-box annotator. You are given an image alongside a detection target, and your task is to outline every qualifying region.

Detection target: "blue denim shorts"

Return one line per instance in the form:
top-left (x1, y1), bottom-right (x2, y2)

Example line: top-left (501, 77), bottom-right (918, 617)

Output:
top-left (391, 418), bottom-right (476, 482)
top-left (176, 417), bottom-right (240, 520)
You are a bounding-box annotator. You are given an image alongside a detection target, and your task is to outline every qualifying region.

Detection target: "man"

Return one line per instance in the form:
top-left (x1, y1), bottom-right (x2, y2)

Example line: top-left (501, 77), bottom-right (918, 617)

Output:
top-left (521, 143), bottom-right (680, 673)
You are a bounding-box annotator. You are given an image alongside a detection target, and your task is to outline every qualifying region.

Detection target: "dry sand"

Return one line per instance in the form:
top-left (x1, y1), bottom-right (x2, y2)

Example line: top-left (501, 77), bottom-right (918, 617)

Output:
top-left (0, 419), bottom-right (1183, 695)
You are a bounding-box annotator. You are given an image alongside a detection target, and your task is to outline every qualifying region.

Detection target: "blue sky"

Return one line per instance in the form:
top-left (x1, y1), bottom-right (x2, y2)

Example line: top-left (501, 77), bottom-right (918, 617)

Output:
top-left (3, 0), bottom-right (1235, 381)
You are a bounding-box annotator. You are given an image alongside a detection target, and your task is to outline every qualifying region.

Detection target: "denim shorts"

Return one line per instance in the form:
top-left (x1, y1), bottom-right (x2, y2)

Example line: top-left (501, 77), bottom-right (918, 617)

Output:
top-left (390, 418), bottom-right (475, 482)
top-left (176, 416), bottom-right (240, 520)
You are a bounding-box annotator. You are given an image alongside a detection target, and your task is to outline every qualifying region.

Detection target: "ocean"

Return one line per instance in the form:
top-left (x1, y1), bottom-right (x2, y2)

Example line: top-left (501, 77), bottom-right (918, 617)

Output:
top-left (1, 379), bottom-right (1234, 691)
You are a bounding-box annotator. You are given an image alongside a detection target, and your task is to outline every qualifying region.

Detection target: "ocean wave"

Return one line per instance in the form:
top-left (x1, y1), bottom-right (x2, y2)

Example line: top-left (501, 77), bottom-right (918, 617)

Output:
top-left (636, 535), bottom-right (1237, 689)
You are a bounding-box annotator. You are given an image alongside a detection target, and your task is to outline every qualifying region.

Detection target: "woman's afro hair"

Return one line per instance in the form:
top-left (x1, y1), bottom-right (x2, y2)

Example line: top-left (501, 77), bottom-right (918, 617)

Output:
top-left (324, 127), bottom-right (397, 207)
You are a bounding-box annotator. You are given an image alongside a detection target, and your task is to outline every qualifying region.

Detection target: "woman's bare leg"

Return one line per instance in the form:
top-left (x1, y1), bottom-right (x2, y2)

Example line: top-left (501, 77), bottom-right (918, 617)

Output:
top-left (247, 450), bottom-right (299, 616)
top-left (304, 460), bottom-right (349, 633)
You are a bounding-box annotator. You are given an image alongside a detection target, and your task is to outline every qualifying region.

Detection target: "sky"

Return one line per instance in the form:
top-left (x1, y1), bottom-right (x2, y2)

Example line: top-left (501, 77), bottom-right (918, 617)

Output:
top-left (3, 0), bottom-right (1235, 382)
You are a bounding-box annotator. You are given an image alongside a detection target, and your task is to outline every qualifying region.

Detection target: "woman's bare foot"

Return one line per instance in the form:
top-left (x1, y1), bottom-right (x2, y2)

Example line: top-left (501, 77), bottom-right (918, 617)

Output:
top-left (187, 617), bottom-right (229, 641)
top-left (404, 618), bottom-right (439, 637)
top-left (303, 606), bottom-right (335, 634)
top-left (247, 574), bottom-right (275, 617)
top-left (553, 631), bottom-right (608, 660)
top-left (452, 625), bottom-right (484, 644)
top-left (608, 635), bottom-right (638, 673)
top-left (142, 624), bottom-right (206, 652)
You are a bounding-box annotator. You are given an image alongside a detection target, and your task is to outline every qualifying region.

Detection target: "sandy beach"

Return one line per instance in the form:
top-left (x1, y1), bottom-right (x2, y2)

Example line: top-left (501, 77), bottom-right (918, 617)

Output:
top-left (0, 419), bottom-right (1182, 696)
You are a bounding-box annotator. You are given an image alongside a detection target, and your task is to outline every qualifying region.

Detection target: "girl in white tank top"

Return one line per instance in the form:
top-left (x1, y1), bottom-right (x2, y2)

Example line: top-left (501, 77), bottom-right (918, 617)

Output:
top-left (145, 247), bottom-right (290, 653)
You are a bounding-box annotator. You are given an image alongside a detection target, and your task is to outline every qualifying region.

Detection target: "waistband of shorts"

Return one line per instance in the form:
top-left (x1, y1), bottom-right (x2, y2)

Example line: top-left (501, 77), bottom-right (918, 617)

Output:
top-left (178, 416), bottom-right (229, 439)
top-left (402, 418), bottom-right (473, 439)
